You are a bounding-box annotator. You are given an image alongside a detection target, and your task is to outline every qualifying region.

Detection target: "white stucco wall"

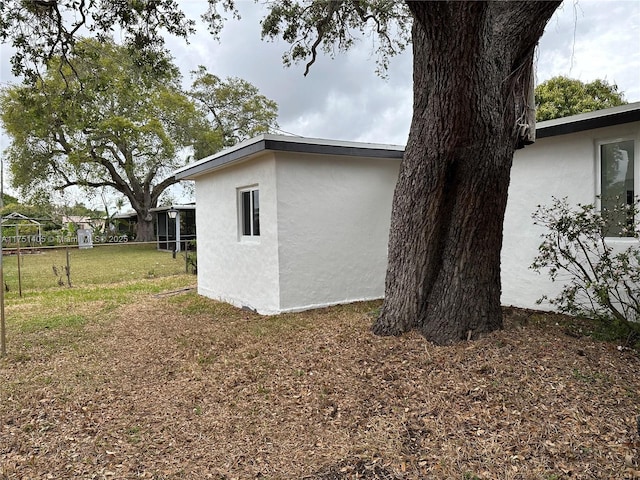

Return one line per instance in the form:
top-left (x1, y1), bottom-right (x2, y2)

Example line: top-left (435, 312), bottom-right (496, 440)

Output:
top-left (194, 154), bottom-right (281, 313)
top-left (274, 153), bottom-right (400, 312)
top-left (502, 122), bottom-right (640, 310)
top-left (189, 121), bottom-right (640, 316)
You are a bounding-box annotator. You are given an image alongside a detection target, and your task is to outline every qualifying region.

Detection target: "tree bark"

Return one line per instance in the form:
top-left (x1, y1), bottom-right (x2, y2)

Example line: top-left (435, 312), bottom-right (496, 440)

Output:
top-left (135, 215), bottom-right (155, 242)
top-left (373, 1), bottom-right (560, 344)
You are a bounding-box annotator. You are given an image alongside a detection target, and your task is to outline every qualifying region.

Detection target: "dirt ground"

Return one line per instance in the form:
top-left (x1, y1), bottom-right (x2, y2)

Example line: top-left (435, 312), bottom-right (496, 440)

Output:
top-left (1, 293), bottom-right (639, 479)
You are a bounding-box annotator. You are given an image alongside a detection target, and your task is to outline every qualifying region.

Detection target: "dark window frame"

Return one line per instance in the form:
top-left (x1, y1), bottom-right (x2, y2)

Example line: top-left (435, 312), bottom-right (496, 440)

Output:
top-left (239, 186), bottom-right (260, 238)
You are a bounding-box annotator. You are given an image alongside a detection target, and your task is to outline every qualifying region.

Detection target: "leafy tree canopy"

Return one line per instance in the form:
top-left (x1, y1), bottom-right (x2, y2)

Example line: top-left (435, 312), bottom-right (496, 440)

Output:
top-left (260, 1), bottom-right (411, 75)
top-left (190, 65), bottom-right (279, 153)
top-left (0, 1), bottom-right (409, 79)
top-left (0, 37), bottom-right (278, 241)
top-left (0, 0), bottom-right (199, 81)
top-left (1, 38), bottom-right (200, 220)
top-left (1, 192), bottom-right (19, 207)
top-left (535, 76), bottom-right (627, 121)
top-left (0, 201), bottom-right (53, 221)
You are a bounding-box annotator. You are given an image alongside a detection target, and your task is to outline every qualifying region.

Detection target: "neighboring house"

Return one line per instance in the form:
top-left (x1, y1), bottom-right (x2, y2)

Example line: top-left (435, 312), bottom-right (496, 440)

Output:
top-left (151, 204), bottom-right (196, 252)
top-left (110, 207), bottom-right (196, 250)
top-left (175, 102), bottom-right (640, 315)
top-left (111, 211), bottom-right (138, 237)
top-left (61, 214), bottom-right (103, 232)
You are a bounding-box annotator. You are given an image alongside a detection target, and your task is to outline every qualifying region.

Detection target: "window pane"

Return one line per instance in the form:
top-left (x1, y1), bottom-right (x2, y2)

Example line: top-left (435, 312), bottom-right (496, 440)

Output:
top-left (242, 191), bottom-right (251, 235)
top-left (183, 210), bottom-right (196, 236)
top-left (601, 140), bottom-right (635, 236)
top-left (252, 190), bottom-right (260, 236)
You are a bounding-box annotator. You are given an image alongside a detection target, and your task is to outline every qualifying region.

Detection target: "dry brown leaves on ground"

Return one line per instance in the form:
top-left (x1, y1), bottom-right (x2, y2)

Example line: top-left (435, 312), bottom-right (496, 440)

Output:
top-left (1, 294), bottom-right (639, 479)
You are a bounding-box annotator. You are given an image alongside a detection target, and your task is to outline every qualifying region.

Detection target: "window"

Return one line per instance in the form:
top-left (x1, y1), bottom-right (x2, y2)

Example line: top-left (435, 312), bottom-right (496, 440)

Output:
top-left (239, 187), bottom-right (260, 237)
top-left (599, 139), bottom-right (635, 237)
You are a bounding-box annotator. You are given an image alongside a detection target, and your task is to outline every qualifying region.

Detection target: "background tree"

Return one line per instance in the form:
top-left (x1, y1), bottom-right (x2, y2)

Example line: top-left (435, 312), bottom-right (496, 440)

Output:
top-left (189, 65), bottom-right (279, 154)
top-left (0, 200), bottom-right (48, 220)
top-left (0, 38), bottom-right (201, 241)
top-left (0, 38), bottom-right (278, 241)
top-left (0, 0), bottom-right (197, 81)
top-left (0, 192), bottom-right (19, 209)
top-left (535, 76), bottom-right (627, 121)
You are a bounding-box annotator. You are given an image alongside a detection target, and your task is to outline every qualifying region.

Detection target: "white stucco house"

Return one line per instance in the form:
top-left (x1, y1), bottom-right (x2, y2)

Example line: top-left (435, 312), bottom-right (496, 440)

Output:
top-left (175, 102), bottom-right (640, 314)
top-left (175, 136), bottom-right (403, 313)
top-left (503, 102), bottom-right (640, 309)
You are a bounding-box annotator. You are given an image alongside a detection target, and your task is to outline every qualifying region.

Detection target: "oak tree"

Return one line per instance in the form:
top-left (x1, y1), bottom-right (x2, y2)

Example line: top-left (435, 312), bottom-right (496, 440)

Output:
top-left (0, 38), bottom-right (278, 241)
top-left (261, 1), bottom-right (561, 343)
top-left (0, 0), bottom-right (196, 81)
top-left (190, 66), bottom-right (279, 152)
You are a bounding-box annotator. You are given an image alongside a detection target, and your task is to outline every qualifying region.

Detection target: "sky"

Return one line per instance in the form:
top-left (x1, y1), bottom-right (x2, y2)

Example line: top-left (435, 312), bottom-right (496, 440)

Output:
top-left (161, 0), bottom-right (640, 146)
top-left (0, 0), bottom-right (639, 204)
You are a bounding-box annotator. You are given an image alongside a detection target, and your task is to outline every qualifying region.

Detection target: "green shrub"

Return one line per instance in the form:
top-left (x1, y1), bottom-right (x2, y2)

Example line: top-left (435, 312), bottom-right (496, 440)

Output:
top-left (531, 197), bottom-right (640, 346)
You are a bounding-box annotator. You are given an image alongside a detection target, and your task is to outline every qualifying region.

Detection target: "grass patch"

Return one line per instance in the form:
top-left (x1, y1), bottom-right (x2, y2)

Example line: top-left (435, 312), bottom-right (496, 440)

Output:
top-left (590, 318), bottom-right (640, 350)
top-left (2, 245), bottom-right (195, 353)
top-left (7, 275), bottom-right (193, 326)
top-left (170, 293), bottom-right (330, 344)
top-left (248, 314), bottom-right (312, 338)
top-left (2, 274), bottom-right (194, 359)
top-left (2, 243), bottom-right (187, 295)
top-left (18, 313), bottom-right (87, 333)
top-left (169, 292), bottom-right (236, 317)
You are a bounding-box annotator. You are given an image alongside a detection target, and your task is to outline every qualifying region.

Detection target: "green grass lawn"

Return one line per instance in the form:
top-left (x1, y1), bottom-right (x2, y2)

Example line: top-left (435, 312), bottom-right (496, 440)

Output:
top-left (1, 243), bottom-right (195, 339)
top-left (2, 243), bottom-right (188, 295)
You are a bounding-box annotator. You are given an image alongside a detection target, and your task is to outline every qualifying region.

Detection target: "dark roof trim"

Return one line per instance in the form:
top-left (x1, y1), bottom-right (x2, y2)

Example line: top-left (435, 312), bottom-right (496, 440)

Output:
top-left (150, 204), bottom-right (196, 213)
top-left (176, 139), bottom-right (268, 179)
top-left (536, 102), bottom-right (640, 138)
top-left (263, 137), bottom-right (404, 159)
top-left (175, 134), bottom-right (404, 180)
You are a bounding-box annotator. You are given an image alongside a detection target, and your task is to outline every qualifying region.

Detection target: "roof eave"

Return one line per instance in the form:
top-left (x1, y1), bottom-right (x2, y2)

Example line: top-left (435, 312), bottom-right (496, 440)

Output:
top-left (174, 134), bottom-right (404, 180)
top-left (536, 102), bottom-right (640, 138)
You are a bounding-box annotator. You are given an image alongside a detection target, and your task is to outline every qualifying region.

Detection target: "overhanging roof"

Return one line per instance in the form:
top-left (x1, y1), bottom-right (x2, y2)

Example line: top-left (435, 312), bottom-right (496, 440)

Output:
top-left (536, 101), bottom-right (640, 138)
top-left (150, 204), bottom-right (196, 213)
top-left (174, 134), bottom-right (405, 180)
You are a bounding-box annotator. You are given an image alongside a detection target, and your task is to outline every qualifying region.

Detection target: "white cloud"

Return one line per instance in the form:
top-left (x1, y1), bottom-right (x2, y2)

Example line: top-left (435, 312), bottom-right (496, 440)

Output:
top-left (537, 0), bottom-right (640, 100)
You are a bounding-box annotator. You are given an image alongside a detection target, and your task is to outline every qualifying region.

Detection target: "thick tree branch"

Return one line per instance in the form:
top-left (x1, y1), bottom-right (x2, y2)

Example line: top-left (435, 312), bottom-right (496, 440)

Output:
top-left (151, 174), bottom-right (179, 205)
top-left (55, 179), bottom-right (118, 190)
top-left (89, 149), bottom-right (135, 199)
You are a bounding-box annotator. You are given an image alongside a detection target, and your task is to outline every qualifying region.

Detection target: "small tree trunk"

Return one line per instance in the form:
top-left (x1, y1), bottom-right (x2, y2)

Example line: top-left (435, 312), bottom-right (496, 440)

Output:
top-left (373, 1), bottom-right (560, 344)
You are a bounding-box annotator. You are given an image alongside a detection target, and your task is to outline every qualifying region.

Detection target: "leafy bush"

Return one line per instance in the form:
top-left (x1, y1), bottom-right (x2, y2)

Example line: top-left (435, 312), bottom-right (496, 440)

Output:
top-left (531, 197), bottom-right (640, 344)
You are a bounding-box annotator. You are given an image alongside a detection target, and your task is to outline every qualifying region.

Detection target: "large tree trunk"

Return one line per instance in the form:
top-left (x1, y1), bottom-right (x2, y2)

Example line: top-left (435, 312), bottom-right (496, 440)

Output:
top-left (373, 1), bottom-right (560, 344)
top-left (135, 213), bottom-right (155, 242)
